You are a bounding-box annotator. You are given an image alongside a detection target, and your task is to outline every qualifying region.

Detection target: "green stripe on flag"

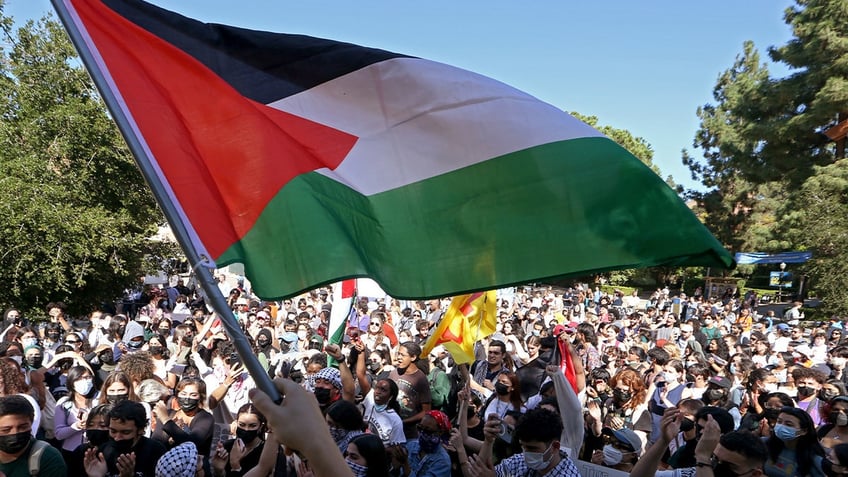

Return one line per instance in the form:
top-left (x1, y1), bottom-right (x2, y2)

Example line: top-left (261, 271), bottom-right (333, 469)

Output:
top-left (217, 136), bottom-right (731, 299)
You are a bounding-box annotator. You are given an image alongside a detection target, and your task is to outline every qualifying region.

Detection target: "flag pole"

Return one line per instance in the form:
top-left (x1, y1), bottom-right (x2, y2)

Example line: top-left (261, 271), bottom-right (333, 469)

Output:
top-left (49, 0), bottom-right (282, 404)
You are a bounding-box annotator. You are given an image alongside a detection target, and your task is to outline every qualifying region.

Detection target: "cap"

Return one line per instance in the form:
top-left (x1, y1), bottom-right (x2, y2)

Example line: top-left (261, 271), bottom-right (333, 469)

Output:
top-left (708, 375), bottom-right (732, 389)
top-left (776, 323), bottom-right (790, 331)
top-left (553, 324), bottom-right (566, 336)
top-left (602, 427), bottom-right (642, 454)
top-left (256, 311), bottom-right (270, 320)
top-left (236, 297), bottom-right (249, 306)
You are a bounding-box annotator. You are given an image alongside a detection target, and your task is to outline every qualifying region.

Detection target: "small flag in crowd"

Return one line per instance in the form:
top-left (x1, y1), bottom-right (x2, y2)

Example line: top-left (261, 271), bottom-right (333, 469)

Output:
top-left (422, 291), bottom-right (497, 364)
top-left (328, 279), bottom-right (357, 347)
top-left (55, 0), bottom-right (734, 301)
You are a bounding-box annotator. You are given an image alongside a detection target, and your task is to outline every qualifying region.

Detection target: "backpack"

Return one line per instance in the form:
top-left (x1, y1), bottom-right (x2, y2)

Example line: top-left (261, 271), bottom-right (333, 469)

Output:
top-left (28, 440), bottom-right (48, 476)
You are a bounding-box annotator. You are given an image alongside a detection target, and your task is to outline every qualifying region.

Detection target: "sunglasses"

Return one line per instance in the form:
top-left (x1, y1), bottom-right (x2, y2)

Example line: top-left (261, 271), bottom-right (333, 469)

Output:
top-left (65, 340), bottom-right (81, 344)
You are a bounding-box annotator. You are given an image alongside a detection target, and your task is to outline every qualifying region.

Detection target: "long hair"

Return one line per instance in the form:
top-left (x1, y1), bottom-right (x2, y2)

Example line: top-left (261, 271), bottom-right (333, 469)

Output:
top-left (176, 377), bottom-right (207, 409)
top-left (498, 371), bottom-right (523, 413)
top-left (610, 368), bottom-right (647, 411)
top-left (766, 406), bottom-right (824, 476)
top-left (100, 371), bottom-right (139, 401)
top-left (349, 433), bottom-right (390, 477)
top-left (67, 366), bottom-right (96, 400)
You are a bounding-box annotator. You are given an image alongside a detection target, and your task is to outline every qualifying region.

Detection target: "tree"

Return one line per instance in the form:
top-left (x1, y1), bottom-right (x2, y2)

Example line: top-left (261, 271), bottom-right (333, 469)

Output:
top-left (684, 0), bottom-right (848, 313)
top-left (0, 7), bottom-right (171, 316)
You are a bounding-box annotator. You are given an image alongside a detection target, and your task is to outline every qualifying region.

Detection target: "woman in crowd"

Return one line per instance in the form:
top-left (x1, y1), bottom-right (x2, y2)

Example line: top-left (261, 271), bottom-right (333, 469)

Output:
top-left (0, 357), bottom-right (41, 435)
top-left (211, 403), bottom-right (268, 477)
top-left (99, 370), bottom-right (138, 405)
top-left (345, 433), bottom-right (390, 477)
top-left (148, 334), bottom-right (177, 389)
top-left (153, 376), bottom-right (215, 474)
top-left (367, 348), bottom-right (394, 381)
top-left (818, 396), bottom-right (848, 454)
top-left (601, 368), bottom-right (651, 446)
top-left (764, 406), bottom-right (825, 477)
top-left (326, 399), bottom-right (365, 453)
top-left (54, 365), bottom-right (97, 459)
top-left (483, 371), bottom-right (524, 419)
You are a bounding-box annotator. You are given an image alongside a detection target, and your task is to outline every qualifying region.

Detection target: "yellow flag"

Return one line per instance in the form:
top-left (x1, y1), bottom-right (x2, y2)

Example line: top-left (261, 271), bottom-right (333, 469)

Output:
top-left (422, 291), bottom-right (497, 364)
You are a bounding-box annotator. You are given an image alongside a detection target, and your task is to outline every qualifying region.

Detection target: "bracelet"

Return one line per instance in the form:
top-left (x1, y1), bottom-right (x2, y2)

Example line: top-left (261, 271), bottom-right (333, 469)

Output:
top-left (696, 461), bottom-right (712, 468)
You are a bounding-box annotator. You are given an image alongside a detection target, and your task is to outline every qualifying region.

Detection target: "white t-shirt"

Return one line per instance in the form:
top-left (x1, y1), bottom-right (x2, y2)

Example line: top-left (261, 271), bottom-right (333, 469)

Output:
top-left (361, 390), bottom-right (406, 446)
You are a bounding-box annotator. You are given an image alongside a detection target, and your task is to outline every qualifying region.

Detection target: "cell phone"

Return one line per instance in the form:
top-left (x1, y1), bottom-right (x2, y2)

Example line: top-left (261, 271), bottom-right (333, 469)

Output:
top-left (498, 422), bottom-right (514, 444)
top-left (229, 352), bottom-right (241, 367)
top-left (656, 381), bottom-right (666, 389)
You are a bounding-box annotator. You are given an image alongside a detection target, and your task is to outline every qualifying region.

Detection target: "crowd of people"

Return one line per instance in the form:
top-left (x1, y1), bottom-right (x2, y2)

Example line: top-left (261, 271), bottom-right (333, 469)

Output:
top-left (0, 278), bottom-right (844, 477)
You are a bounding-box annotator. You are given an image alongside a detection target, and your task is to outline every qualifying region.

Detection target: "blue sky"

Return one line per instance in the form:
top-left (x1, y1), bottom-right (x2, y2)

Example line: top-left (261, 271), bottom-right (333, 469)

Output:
top-left (6, 0), bottom-right (795, 191)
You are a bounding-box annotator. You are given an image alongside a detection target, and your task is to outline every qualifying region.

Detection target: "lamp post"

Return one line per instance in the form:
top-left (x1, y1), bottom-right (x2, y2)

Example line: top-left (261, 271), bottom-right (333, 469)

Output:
top-left (779, 262), bottom-right (787, 302)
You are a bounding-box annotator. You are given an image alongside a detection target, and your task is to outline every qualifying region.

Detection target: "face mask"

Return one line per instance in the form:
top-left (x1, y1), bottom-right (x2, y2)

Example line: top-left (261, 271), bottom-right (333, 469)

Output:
top-left (74, 379), bottom-right (94, 396)
top-left (257, 339), bottom-right (270, 348)
top-left (346, 459), bottom-right (368, 477)
top-left (763, 382), bottom-right (778, 393)
top-left (418, 431), bottom-right (442, 453)
top-left (21, 338), bottom-right (37, 349)
top-left (235, 427), bottom-right (260, 443)
top-left (712, 461), bottom-right (746, 477)
top-left (762, 408), bottom-right (780, 421)
top-left (328, 426), bottom-right (348, 443)
top-left (368, 361), bottom-right (383, 373)
top-left (374, 403), bottom-right (388, 413)
top-left (0, 430), bottom-right (30, 454)
top-left (797, 385), bottom-right (815, 399)
top-left (117, 327), bottom-right (126, 337)
top-left (86, 429), bottom-right (110, 446)
top-left (106, 393), bottom-right (129, 405)
top-left (729, 364), bottom-right (738, 375)
top-left (626, 361), bottom-right (639, 369)
top-left (313, 387), bottom-right (332, 405)
top-left (148, 346), bottom-right (164, 356)
top-left (524, 443), bottom-right (554, 471)
top-left (680, 418), bottom-right (695, 432)
top-left (663, 372), bottom-right (678, 383)
top-left (100, 351), bottom-right (115, 366)
top-left (127, 340), bottom-right (144, 351)
top-left (774, 423), bottom-right (799, 442)
top-left (46, 332), bottom-right (60, 341)
top-left (113, 437), bottom-right (135, 454)
top-left (25, 356), bottom-right (42, 370)
top-left (297, 331), bottom-right (308, 341)
top-left (495, 382), bottom-right (510, 396)
top-left (823, 459), bottom-right (848, 477)
top-left (821, 389), bottom-right (840, 402)
top-left (178, 397), bottom-right (200, 412)
top-left (613, 389), bottom-right (631, 403)
top-left (602, 445), bottom-right (625, 466)
top-left (831, 412), bottom-right (848, 427)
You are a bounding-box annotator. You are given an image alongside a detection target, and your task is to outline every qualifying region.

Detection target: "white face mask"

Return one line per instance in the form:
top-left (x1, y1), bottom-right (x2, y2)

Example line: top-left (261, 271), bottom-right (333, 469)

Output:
top-left (74, 379), bottom-right (94, 396)
top-left (602, 444), bottom-right (625, 465)
top-left (297, 330), bottom-right (308, 341)
top-left (663, 371), bottom-right (678, 383)
top-left (21, 338), bottom-right (38, 349)
top-left (763, 382), bottom-right (778, 393)
top-left (832, 357), bottom-right (847, 368)
top-left (524, 443), bottom-right (554, 471)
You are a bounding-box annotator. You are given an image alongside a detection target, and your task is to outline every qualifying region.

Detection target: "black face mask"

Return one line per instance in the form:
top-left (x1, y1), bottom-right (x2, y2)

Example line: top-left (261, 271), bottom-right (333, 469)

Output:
top-left (762, 408), bottom-right (780, 422)
top-left (613, 389), bottom-right (632, 403)
top-left (178, 397), bottom-right (200, 412)
top-left (148, 346), bottom-right (164, 356)
top-left (314, 387), bottom-right (332, 405)
top-left (117, 327), bottom-right (126, 337)
top-left (0, 430), bottom-right (30, 454)
top-left (100, 351), bottom-right (115, 366)
top-left (467, 407), bottom-right (477, 420)
top-left (680, 418), bottom-right (695, 432)
top-left (113, 438), bottom-right (135, 454)
top-left (257, 340), bottom-right (270, 348)
top-left (86, 429), bottom-right (110, 446)
top-left (25, 356), bottom-right (43, 370)
top-left (494, 383), bottom-right (510, 396)
top-left (821, 389), bottom-right (839, 402)
top-left (712, 462), bottom-right (744, 477)
top-left (368, 361), bottom-right (383, 373)
top-left (46, 333), bottom-right (60, 342)
top-left (236, 427), bottom-right (260, 443)
top-left (106, 393), bottom-right (128, 405)
top-left (797, 385), bottom-right (815, 399)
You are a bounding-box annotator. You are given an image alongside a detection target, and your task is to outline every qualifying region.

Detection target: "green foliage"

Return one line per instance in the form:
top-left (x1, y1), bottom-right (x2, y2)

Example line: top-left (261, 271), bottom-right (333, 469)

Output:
top-left (0, 10), bottom-right (170, 315)
top-left (684, 0), bottom-right (848, 313)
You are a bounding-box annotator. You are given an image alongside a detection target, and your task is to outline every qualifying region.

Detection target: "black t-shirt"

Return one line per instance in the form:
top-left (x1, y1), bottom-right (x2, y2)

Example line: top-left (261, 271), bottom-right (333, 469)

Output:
top-left (222, 438), bottom-right (265, 477)
top-left (100, 436), bottom-right (167, 477)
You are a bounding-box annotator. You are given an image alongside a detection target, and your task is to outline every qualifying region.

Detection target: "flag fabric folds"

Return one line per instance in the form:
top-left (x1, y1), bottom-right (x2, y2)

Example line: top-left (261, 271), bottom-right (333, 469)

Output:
top-left (58, 0), bottom-right (735, 300)
top-left (328, 279), bottom-right (357, 347)
top-left (422, 291), bottom-right (497, 364)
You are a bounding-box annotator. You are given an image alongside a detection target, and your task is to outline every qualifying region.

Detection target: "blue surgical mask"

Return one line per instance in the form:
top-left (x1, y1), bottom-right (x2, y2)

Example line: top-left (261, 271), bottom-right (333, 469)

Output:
top-left (774, 423), bottom-right (798, 442)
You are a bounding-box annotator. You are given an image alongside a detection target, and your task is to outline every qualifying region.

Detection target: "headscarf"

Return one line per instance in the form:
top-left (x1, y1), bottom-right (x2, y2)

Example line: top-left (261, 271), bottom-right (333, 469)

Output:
top-left (426, 410), bottom-right (452, 434)
top-left (155, 441), bottom-right (197, 477)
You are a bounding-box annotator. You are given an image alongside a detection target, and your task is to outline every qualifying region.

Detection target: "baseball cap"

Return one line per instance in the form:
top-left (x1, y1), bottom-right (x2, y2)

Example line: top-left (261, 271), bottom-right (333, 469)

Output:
top-left (553, 324), bottom-right (566, 336)
top-left (776, 323), bottom-right (790, 331)
top-left (602, 427), bottom-right (643, 454)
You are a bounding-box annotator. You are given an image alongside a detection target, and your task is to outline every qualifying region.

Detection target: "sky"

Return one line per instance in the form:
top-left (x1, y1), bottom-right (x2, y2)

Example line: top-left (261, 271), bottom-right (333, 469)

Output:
top-left (5, 0), bottom-right (796, 192)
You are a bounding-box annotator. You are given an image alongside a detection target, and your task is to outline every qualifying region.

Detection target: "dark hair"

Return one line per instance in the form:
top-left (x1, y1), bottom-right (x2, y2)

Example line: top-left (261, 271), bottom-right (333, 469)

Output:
top-left (349, 434), bottom-right (390, 477)
top-left (0, 395), bottom-right (34, 421)
top-left (100, 371), bottom-right (138, 401)
top-left (236, 403), bottom-right (267, 430)
top-left (326, 399), bottom-right (363, 432)
top-left (766, 406), bottom-right (824, 476)
top-left (399, 342), bottom-right (422, 361)
top-left (176, 377), bottom-right (207, 408)
top-left (109, 400), bottom-right (147, 431)
top-left (746, 368), bottom-right (773, 391)
top-left (720, 430), bottom-right (768, 467)
top-left (833, 443), bottom-right (848, 468)
top-left (647, 347), bottom-right (670, 366)
top-left (86, 404), bottom-right (113, 427)
top-left (514, 408), bottom-right (562, 444)
top-left (695, 406), bottom-right (735, 434)
top-left (377, 379), bottom-right (401, 414)
top-left (576, 322), bottom-right (598, 347)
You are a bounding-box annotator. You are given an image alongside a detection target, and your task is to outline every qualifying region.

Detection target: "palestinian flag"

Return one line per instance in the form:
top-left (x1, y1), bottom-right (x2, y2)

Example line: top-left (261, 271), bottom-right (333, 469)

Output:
top-left (55, 0), bottom-right (734, 300)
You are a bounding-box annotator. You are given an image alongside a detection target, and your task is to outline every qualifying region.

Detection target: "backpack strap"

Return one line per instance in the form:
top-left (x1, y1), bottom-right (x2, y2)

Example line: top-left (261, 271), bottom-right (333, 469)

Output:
top-left (29, 440), bottom-right (48, 477)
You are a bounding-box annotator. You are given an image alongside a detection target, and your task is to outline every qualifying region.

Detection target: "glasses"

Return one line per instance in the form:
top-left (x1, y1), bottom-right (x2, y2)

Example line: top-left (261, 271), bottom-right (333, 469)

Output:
top-left (412, 314), bottom-right (421, 317)
top-left (65, 340), bottom-right (81, 344)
